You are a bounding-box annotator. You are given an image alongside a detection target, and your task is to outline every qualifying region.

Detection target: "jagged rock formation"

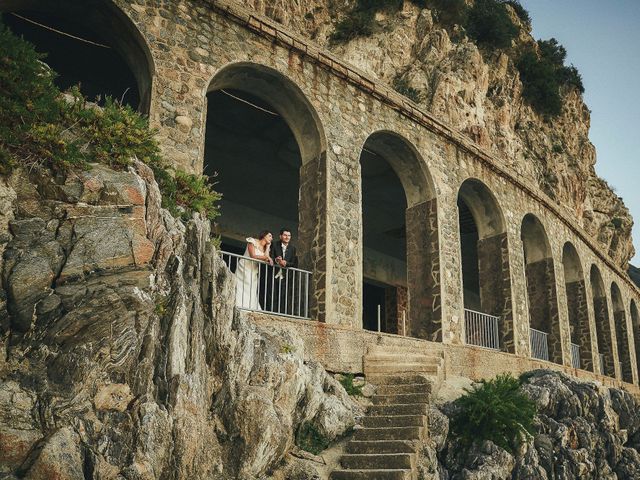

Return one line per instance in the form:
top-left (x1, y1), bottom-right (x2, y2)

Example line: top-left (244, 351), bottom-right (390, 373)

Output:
top-left (0, 164), bottom-right (361, 479)
top-left (239, 0), bottom-right (634, 266)
top-left (436, 370), bottom-right (640, 479)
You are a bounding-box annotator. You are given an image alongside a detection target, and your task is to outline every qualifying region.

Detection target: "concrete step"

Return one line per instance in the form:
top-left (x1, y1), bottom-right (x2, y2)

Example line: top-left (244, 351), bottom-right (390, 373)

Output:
top-left (354, 426), bottom-right (422, 441)
top-left (375, 383), bottom-right (431, 395)
top-left (372, 393), bottom-right (430, 405)
top-left (368, 403), bottom-right (429, 416)
top-left (365, 353), bottom-right (441, 363)
top-left (346, 440), bottom-right (416, 455)
top-left (341, 453), bottom-right (413, 470)
top-left (330, 469), bottom-right (411, 480)
top-left (362, 415), bottom-right (425, 428)
top-left (366, 374), bottom-right (431, 386)
top-left (365, 363), bottom-right (439, 375)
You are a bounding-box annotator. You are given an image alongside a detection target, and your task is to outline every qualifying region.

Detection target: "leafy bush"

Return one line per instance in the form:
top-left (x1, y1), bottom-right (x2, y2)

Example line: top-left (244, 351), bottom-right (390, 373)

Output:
top-left (392, 76), bottom-right (423, 103)
top-left (449, 373), bottom-right (536, 453)
top-left (338, 373), bottom-right (363, 396)
top-left (0, 16), bottom-right (220, 222)
top-left (503, 0), bottom-right (531, 26)
top-left (466, 0), bottom-right (519, 49)
top-left (429, 0), bottom-right (467, 26)
top-left (296, 422), bottom-right (330, 454)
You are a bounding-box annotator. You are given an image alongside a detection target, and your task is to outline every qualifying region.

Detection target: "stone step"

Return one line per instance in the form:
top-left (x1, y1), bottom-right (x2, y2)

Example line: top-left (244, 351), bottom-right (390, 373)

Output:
top-left (354, 426), bottom-right (422, 441)
top-left (330, 469), bottom-right (411, 480)
top-left (365, 353), bottom-right (441, 363)
top-left (346, 440), bottom-right (416, 455)
top-left (366, 374), bottom-right (431, 386)
top-left (365, 363), bottom-right (439, 375)
top-left (362, 415), bottom-right (425, 428)
top-left (375, 383), bottom-right (431, 395)
top-left (372, 393), bottom-right (430, 405)
top-left (368, 403), bottom-right (428, 416)
top-left (341, 453), bottom-right (413, 470)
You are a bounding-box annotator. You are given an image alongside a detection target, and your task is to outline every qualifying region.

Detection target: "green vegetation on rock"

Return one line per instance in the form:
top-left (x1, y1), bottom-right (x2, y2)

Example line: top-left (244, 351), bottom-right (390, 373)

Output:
top-left (338, 373), bottom-right (363, 396)
top-left (0, 16), bottom-right (220, 222)
top-left (449, 373), bottom-right (536, 453)
top-left (296, 422), bottom-right (330, 455)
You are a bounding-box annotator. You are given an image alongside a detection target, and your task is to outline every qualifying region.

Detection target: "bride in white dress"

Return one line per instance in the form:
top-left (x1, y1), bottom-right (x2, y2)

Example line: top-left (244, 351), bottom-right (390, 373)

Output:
top-left (235, 231), bottom-right (273, 310)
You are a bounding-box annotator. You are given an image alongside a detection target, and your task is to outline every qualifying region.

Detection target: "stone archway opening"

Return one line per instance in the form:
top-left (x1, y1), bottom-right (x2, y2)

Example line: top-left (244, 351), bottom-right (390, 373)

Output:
top-left (359, 131), bottom-right (440, 340)
top-left (632, 300), bottom-right (640, 383)
top-left (457, 179), bottom-right (513, 352)
top-left (205, 63), bottom-right (326, 319)
top-left (562, 243), bottom-right (592, 371)
top-left (521, 214), bottom-right (562, 364)
top-left (611, 282), bottom-right (632, 382)
top-left (591, 266), bottom-right (614, 377)
top-left (1, 0), bottom-right (154, 111)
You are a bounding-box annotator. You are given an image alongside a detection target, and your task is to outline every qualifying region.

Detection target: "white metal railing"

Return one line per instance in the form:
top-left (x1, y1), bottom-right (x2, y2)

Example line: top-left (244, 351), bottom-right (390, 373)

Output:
top-left (570, 343), bottom-right (580, 369)
top-left (464, 309), bottom-right (500, 350)
top-left (599, 353), bottom-right (606, 375)
top-left (219, 250), bottom-right (312, 319)
top-left (530, 328), bottom-right (549, 361)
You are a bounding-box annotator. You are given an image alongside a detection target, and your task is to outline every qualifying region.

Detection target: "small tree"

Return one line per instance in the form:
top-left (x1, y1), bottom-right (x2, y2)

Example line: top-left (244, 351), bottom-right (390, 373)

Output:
top-left (466, 0), bottom-right (519, 49)
top-left (449, 373), bottom-right (536, 453)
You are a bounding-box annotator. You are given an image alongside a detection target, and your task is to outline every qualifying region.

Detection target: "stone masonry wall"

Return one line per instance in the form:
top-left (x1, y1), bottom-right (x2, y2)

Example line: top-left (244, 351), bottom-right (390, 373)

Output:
top-left (104, 0), bottom-right (640, 383)
top-left (566, 280), bottom-right (593, 371)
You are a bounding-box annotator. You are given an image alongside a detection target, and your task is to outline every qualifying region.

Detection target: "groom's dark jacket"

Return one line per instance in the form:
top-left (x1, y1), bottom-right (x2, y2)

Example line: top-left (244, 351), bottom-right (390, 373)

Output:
top-left (270, 241), bottom-right (298, 269)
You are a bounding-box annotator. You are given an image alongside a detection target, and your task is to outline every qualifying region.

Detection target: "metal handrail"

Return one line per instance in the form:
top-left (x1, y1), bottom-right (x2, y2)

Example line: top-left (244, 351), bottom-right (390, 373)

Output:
top-left (464, 309), bottom-right (500, 350)
top-left (219, 250), bottom-right (312, 319)
top-left (570, 343), bottom-right (580, 369)
top-left (530, 328), bottom-right (550, 361)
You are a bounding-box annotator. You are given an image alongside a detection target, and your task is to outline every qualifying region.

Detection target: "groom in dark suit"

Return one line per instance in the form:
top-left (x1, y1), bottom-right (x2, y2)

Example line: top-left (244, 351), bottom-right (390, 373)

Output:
top-left (269, 228), bottom-right (298, 314)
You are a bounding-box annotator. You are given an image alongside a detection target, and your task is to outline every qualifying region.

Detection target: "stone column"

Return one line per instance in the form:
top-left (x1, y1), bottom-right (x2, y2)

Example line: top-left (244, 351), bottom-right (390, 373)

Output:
top-left (606, 296), bottom-right (621, 379)
top-left (406, 200), bottom-right (441, 342)
top-left (594, 296), bottom-right (615, 376)
top-left (477, 233), bottom-right (514, 353)
top-left (437, 193), bottom-right (464, 345)
top-left (614, 310), bottom-right (632, 382)
top-left (553, 264), bottom-right (573, 369)
top-left (566, 281), bottom-right (593, 371)
top-left (384, 286), bottom-right (407, 335)
top-left (584, 276), bottom-right (602, 374)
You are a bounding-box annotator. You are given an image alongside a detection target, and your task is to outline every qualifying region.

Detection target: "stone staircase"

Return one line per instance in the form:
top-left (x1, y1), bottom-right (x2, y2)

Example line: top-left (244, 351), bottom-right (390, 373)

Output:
top-left (329, 346), bottom-right (444, 480)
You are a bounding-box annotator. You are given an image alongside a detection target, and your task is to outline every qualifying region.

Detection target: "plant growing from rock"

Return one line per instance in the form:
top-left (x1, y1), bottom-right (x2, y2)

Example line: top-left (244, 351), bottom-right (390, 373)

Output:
top-left (338, 373), bottom-right (363, 396)
top-left (0, 16), bottom-right (220, 222)
top-left (449, 373), bottom-right (536, 454)
top-left (296, 422), bottom-right (330, 455)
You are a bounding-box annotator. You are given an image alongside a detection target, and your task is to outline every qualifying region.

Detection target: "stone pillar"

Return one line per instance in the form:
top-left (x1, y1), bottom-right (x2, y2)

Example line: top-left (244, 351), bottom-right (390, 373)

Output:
top-left (525, 258), bottom-right (562, 364)
top-left (594, 296), bottom-right (615, 376)
top-left (566, 281), bottom-right (593, 371)
top-left (384, 286), bottom-right (407, 335)
top-left (477, 233), bottom-right (514, 353)
top-left (406, 200), bottom-right (441, 342)
top-left (298, 155), bottom-right (328, 322)
top-left (614, 310), bottom-right (633, 382)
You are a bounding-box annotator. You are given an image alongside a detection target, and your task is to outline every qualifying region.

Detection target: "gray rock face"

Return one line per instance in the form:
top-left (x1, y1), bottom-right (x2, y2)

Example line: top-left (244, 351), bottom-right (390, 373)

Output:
top-left (0, 163), bottom-right (360, 479)
top-left (438, 370), bottom-right (640, 480)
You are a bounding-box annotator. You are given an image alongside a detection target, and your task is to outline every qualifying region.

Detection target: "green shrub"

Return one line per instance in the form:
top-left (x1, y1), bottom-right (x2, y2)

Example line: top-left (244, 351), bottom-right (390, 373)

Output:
top-left (0, 16), bottom-right (221, 222)
top-left (339, 373), bottom-right (363, 396)
top-left (503, 0), bottom-right (531, 26)
top-left (516, 49), bottom-right (563, 117)
top-left (392, 76), bottom-right (423, 103)
top-left (429, 0), bottom-right (467, 26)
top-left (466, 0), bottom-right (519, 49)
top-left (449, 373), bottom-right (536, 453)
top-left (296, 422), bottom-right (330, 455)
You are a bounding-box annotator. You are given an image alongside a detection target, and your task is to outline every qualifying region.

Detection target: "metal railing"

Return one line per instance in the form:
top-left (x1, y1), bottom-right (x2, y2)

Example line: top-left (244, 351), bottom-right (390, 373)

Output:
top-left (530, 328), bottom-right (549, 361)
top-left (570, 343), bottom-right (580, 369)
top-left (599, 353), bottom-right (606, 375)
top-left (464, 309), bottom-right (500, 350)
top-left (219, 250), bottom-right (312, 319)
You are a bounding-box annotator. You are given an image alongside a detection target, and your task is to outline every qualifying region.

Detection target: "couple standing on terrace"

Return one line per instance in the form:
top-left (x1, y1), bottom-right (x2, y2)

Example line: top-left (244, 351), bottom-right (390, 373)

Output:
top-left (234, 228), bottom-right (298, 313)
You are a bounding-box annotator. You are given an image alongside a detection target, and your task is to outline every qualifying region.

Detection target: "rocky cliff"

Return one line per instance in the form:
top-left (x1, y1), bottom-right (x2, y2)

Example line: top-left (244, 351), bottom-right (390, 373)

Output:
top-left (432, 370), bottom-right (640, 480)
top-left (239, 0), bottom-right (634, 266)
top-left (0, 163), bottom-right (361, 479)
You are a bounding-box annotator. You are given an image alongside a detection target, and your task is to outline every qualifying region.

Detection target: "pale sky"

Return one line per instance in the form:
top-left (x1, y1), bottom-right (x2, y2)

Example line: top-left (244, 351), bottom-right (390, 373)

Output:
top-left (520, 0), bottom-right (640, 265)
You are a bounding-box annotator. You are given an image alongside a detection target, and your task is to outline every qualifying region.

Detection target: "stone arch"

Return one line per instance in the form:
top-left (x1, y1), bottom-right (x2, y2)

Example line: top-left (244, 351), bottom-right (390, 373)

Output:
top-left (521, 214), bottom-right (562, 364)
top-left (359, 131), bottom-right (440, 340)
top-left (611, 282), bottom-right (632, 382)
top-left (590, 265), bottom-right (614, 376)
top-left (632, 299), bottom-right (640, 383)
top-left (205, 62), bottom-right (328, 319)
top-left (457, 178), bottom-right (513, 352)
top-left (562, 243), bottom-right (592, 370)
top-left (0, 0), bottom-right (155, 112)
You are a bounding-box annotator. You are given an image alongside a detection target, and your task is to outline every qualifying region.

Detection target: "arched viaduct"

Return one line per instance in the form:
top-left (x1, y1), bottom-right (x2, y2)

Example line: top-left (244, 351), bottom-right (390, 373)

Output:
top-left (5, 0), bottom-right (639, 391)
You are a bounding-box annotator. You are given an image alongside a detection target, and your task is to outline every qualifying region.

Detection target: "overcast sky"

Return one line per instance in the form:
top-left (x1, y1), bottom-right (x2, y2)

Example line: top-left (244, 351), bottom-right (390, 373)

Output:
top-left (520, 0), bottom-right (640, 265)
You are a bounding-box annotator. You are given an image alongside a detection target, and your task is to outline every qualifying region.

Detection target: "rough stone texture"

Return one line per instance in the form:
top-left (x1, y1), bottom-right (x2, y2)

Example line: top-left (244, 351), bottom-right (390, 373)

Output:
top-left (0, 164), bottom-right (361, 480)
top-left (566, 280), bottom-right (593, 371)
top-left (614, 309), bottom-right (633, 383)
top-left (438, 370), bottom-right (640, 479)
top-left (594, 295), bottom-right (615, 377)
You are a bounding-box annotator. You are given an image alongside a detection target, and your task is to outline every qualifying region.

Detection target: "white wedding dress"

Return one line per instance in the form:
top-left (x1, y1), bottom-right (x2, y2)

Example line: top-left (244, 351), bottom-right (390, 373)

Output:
top-left (235, 238), bottom-right (268, 310)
